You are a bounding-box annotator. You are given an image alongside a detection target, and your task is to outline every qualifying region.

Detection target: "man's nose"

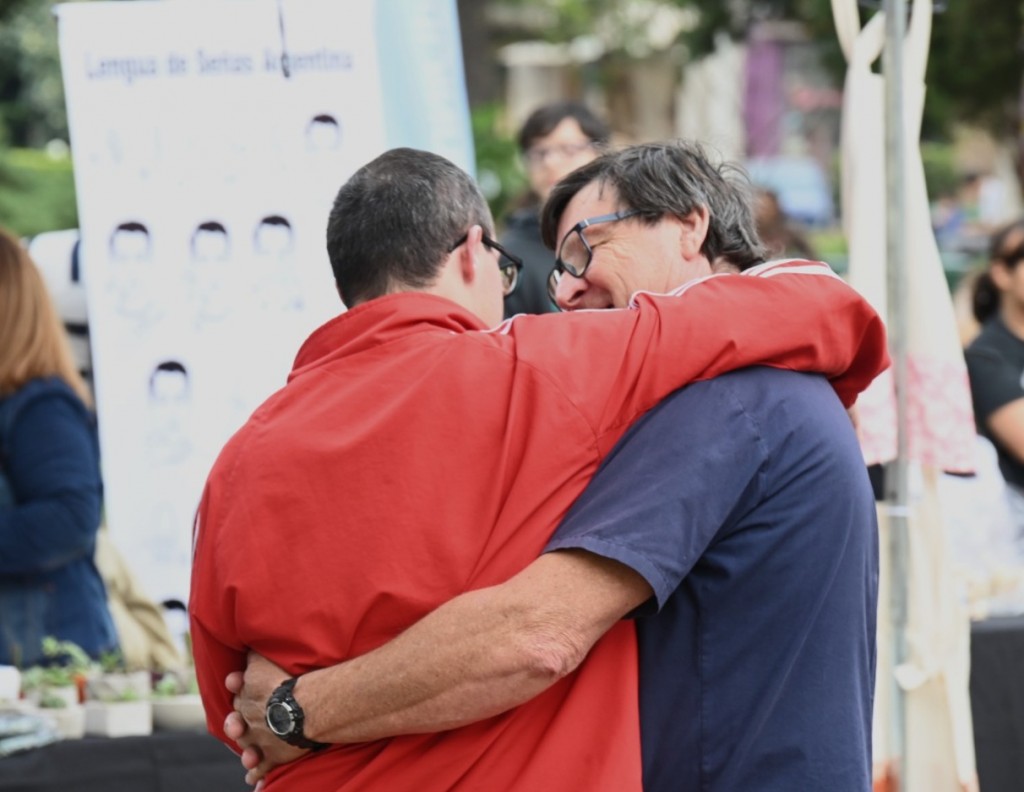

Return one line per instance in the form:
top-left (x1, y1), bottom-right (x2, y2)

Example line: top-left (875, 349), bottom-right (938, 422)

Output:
top-left (555, 271), bottom-right (587, 311)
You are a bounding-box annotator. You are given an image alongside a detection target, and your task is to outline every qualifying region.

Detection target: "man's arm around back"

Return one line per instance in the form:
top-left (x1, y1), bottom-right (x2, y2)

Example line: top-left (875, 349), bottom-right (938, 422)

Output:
top-left (230, 549), bottom-right (651, 781)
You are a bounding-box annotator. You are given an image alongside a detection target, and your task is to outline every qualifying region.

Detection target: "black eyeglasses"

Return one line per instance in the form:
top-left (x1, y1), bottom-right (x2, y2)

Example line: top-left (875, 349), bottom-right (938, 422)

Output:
top-left (547, 209), bottom-right (641, 303)
top-left (450, 233), bottom-right (523, 297)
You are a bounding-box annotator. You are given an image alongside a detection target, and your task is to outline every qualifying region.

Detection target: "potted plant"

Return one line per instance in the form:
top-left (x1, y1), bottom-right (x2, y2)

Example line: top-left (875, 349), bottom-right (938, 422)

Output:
top-left (151, 667), bottom-right (205, 732)
top-left (19, 638), bottom-right (91, 739)
top-left (83, 685), bottom-right (152, 737)
top-left (85, 649), bottom-right (151, 702)
top-left (83, 650), bottom-right (152, 737)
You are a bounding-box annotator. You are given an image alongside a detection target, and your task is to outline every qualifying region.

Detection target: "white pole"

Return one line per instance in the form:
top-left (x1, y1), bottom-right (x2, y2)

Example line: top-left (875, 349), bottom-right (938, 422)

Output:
top-left (882, 0), bottom-right (909, 786)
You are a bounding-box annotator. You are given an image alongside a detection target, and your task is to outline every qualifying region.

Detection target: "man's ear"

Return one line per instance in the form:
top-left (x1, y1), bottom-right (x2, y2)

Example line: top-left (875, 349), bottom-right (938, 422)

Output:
top-left (677, 206), bottom-right (710, 259)
top-left (457, 225), bottom-right (485, 286)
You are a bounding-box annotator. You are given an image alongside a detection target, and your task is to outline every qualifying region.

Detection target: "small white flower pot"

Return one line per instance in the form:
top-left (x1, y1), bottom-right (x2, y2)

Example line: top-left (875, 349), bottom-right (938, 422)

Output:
top-left (152, 694), bottom-right (206, 732)
top-left (0, 665), bottom-right (21, 703)
top-left (84, 700), bottom-right (153, 737)
top-left (41, 703), bottom-right (86, 740)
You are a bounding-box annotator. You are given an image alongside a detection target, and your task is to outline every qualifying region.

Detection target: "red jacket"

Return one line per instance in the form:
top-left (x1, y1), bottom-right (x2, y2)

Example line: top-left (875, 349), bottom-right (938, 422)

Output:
top-left (190, 261), bottom-right (888, 791)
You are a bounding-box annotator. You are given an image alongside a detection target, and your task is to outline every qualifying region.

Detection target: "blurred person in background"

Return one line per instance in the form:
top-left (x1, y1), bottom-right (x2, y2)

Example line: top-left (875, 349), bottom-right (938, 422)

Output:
top-left (501, 101), bottom-right (611, 317)
top-left (0, 227), bottom-right (119, 668)
top-left (965, 217), bottom-right (1024, 544)
top-left (935, 173), bottom-right (1008, 256)
top-left (753, 187), bottom-right (817, 261)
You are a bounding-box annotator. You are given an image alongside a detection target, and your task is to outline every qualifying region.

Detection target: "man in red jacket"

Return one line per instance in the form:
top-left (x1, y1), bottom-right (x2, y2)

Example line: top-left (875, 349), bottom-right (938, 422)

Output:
top-left (191, 143), bottom-right (886, 791)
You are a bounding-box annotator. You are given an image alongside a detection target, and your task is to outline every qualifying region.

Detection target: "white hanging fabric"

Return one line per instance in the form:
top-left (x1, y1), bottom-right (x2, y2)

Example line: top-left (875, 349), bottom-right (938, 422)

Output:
top-left (831, 0), bottom-right (979, 789)
top-left (835, 0), bottom-right (976, 471)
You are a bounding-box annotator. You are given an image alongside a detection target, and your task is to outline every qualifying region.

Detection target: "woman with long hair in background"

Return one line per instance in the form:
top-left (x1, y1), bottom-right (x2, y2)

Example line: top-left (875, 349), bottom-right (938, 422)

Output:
top-left (0, 226), bottom-right (118, 667)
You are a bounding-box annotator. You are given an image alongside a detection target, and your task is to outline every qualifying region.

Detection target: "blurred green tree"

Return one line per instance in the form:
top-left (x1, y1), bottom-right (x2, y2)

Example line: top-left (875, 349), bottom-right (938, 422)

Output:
top-left (0, 0), bottom-right (71, 148)
top-left (0, 0), bottom-right (87, 235)
top-left (471, 104), bottom-right (528, 227)
top-left (0, 146), bottom-right (78, 237)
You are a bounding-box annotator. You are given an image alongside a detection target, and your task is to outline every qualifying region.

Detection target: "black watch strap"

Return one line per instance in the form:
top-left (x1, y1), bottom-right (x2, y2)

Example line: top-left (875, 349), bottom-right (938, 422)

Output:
top-left (265, 676), bottom-right (330, 752)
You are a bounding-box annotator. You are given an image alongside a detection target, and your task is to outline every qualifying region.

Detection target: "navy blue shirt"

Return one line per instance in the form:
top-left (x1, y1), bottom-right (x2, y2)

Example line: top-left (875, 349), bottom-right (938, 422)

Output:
top-left (547, 368), bottom-right (876, 791)
top-left (0, 377), bottom-right (118, 665)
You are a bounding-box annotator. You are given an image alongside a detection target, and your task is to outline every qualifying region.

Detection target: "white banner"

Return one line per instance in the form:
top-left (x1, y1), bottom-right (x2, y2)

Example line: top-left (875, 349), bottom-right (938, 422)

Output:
top-left (57, 0), bottom-right (472, 606)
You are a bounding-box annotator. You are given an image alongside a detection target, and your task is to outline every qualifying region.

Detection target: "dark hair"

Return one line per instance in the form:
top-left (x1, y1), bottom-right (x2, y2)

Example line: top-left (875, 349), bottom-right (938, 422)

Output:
top-left (149, 360), bottom-right (189, 394)
top-left (109, 221), bottom-right (151, 255)
top-left (257, 214), bottom-right (292, 230)
top-left (517, 101), bottom-right (611, 153)
top-left (326, 148), bottom-right (493, 306)
top-left (309, 114), bottom-right (339, 129)
top-left (972, 218), bottom-right (1024, 323)
top-left (190, 221), bottom-right (230, 257)
top-left (254, 215), bottom-right (293, 250)
top-left (541, 140), bottom-right (766, 271)
top-left (306, 114), bottom-right (341, 148)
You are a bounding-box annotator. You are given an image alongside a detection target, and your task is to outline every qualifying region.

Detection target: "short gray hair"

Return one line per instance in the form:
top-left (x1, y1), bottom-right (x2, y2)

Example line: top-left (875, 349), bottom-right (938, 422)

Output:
top-left (327, 148), bottom-right (494, 306)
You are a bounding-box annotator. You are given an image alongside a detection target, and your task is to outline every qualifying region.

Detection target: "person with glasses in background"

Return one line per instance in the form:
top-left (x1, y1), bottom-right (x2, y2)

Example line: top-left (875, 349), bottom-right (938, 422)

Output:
top-left (500, 101), bottom-right (610, 317)
top-left (192, 144), bottom-right (887, 792)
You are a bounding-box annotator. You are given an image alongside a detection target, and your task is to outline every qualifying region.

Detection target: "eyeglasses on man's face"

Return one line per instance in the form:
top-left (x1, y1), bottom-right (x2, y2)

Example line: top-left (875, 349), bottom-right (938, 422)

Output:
top-left (546, 209), bottom-right (641, 304)
top-left (450, 233), bottom-right (523, 297)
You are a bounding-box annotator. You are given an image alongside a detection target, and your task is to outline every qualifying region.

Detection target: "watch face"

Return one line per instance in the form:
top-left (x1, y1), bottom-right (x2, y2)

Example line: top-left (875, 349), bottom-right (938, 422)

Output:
top-left (266, 701), bottom-right (295, 736)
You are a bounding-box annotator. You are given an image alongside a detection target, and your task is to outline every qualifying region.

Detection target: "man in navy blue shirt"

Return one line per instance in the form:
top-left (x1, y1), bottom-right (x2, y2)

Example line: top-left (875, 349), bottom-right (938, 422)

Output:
top-left (223, 141), bottom-right (879, 791)
top-left (547, 368), bottom-right (876, 790)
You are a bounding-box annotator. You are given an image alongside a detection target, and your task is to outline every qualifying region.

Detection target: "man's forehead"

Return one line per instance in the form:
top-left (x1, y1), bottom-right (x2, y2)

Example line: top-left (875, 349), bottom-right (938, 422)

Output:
top-left (559, 180), bottom-right (620, 232)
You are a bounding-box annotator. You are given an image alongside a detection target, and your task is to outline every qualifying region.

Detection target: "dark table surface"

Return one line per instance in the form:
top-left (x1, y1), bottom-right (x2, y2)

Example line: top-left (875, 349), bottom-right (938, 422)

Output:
top-left (970, 614), bottom-right (1024, 792)
top-left (0, 729), bottom-right (248, 792)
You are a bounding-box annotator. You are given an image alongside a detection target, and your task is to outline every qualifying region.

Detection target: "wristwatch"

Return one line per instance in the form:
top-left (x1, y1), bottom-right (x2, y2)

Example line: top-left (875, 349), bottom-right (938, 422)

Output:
top-left (265, 677), bottom-right (329, 751)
